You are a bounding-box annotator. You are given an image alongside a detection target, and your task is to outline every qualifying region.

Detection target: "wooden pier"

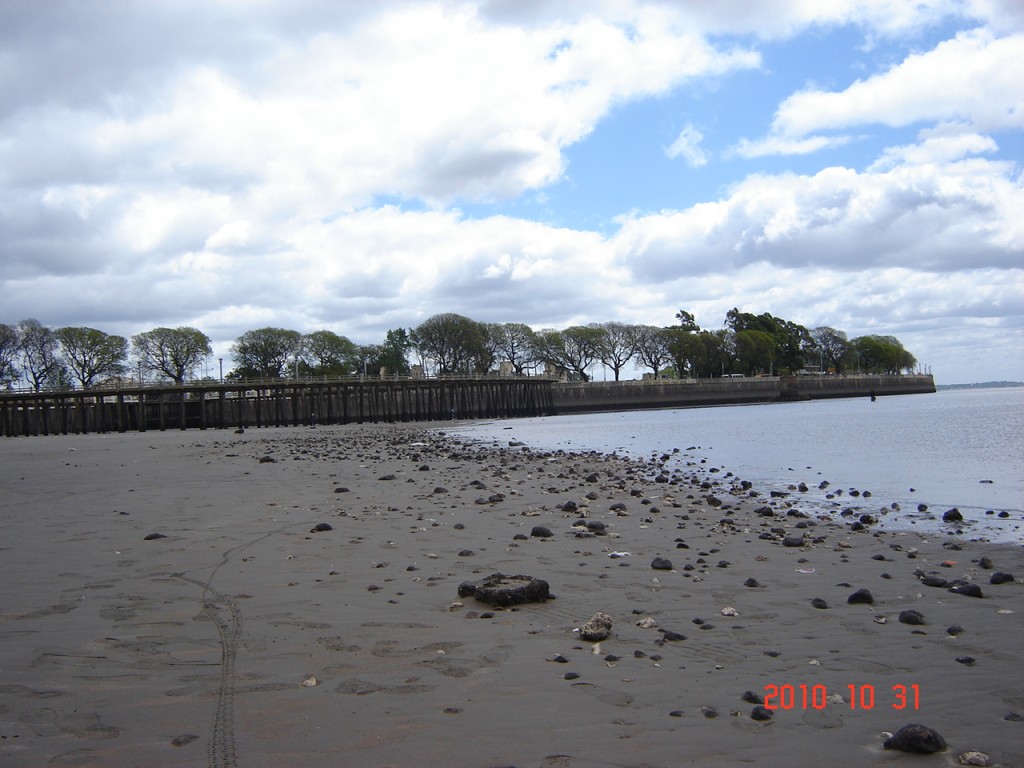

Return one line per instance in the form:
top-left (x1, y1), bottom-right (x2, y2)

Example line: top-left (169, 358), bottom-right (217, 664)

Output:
top-left (0, 377), bottom-right (556, 437)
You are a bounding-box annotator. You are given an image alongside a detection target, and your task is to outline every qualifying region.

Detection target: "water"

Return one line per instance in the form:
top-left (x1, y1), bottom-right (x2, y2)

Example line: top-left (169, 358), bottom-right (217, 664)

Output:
top-left (451, 387), bottom-right (1024, 543)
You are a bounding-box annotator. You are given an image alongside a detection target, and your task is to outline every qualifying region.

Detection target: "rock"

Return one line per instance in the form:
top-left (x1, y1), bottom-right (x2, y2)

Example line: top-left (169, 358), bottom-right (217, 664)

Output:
top-left (661, 630), bottom-right (686, 642)
top-left (651, 557), bottom-right (674, 571)
top-left (701, 706), bottom-right (719, 718)
top-left (782, 534), bottom-right (806, 548)
top-left (586, 521), bottom-right (607, 535)
top-left (744, 578), bottom-right (761, 588)
top-left (898, 609), bottom-right (926, 626)
top-left (946, 624), bottom-right (964, 636)
top-left (577, 611), bottom-right (614, 642)
top-left (751, 705), bottom-right (773, 721)
top-left (530, 526), bottom-right (554, 538)
top-left (741, 690), bottom-right (763, 704)
top-left (378, 473), bottom-right (396, 481)
top-left (560, 500), bottom-right (578, 512)
top-left (955, 656), bottom-right (976, 666)
top-left (309, 522), bottom-right (333, 533)
top-left (943, 508), bottom-right (964, 522)
top-left (990, 572), bottom-right (1014, 585)
top-left (143, 532), bottom-right (167, 540)
top-left (921, 575), bottom-right (948, 588)
top-left (811, 598), bottom-right (829, 609)
top-left (883, 724), bottom-right (948, 754)
top-left (457, 573), bottom-right (553, 607)
top-left (949, 583), bottom-right (983, 598)
top-left (258, 455), bottom-right (276, 463)
top-left (958, 751), bottom-right (991, 766)
top-left (333, 486), bottom-right (350, 493)
top-left (847, 588), bottom-right (874, 605)
top-left (978, 556), bottom-right (994, 569)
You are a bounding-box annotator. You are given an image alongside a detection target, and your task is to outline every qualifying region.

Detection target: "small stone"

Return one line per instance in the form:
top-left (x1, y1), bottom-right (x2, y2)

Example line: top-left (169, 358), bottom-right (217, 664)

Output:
top-left (564, 672), bottom-right (581, 680)
top-left (898, 610), bottom-right (926, 626)
top-left (333, 486), bottom-right (350, 493)
top-left (942, 508), bottom-right (963, 522)
top-left (946, 624), bottom-right (964, 636)
top-left (782, 535), bottom-right (805, 548)
top-left (811, 597), bottom-right (829, 609)
top-left (978, 557), bottom-right (994, 569)
top-left (577, 611), bottom-right (614, 642)
top-left (751, 705), bottom-right (773, 721)
top-left (847, 588), bottom-right (874, 605)
top-left (744, 578), bottom-right (760, 588)
top-left (661, 630), bottom-right (686, 642)
top-left (310, 522), bottom-right (333, 533)
top-left (884, 724), bottom-right (948, 754)
top-left (669, 710), bottom-right (684, 718)
top-left (921, 575), bottom-right (948, 588)
top-left (530, 526), bottom-right (554, 538)
top-left (958, 751), bottom-right (991, 766)
top-left (989, 572), bottom-right (1014, 585)
top-left (701, 706), bottom-right (719, 718)
top-left (955, 656), bottom-right (976, 666)
top-left (258, 455), bottom-right (276, 463)
top-left (143, 532), bottom-right (167, 540)
top-left (651, 557), bottom-right (674, 571)
top-left (741, 691), bottom-right (763, 704)
top-left (300, 675), bottom-right (319, 687)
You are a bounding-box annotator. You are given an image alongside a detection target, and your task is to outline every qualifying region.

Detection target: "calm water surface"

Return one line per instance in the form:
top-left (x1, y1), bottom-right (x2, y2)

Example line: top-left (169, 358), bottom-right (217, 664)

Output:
top-left (452, 387), bottom-right (1023, 543)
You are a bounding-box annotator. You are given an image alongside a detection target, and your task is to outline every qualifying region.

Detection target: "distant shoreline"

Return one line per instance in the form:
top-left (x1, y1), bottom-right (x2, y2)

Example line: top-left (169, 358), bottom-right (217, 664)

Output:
top-left (936, 381), bottom-right (1023, 390)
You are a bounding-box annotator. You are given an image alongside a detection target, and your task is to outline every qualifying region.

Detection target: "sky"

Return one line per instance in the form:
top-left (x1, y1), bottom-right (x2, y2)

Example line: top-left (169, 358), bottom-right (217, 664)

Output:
top-left (2, 0), bottom-right (1022, 385)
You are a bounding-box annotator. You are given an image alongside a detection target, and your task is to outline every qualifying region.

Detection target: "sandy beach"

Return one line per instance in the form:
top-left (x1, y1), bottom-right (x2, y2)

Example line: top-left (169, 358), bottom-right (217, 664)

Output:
top-left (1, 423), bottom-right (1021, 768)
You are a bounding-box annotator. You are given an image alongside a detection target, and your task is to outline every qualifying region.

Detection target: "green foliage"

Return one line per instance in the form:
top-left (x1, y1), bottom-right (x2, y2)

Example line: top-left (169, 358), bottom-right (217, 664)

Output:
top-left (132, 327), bottom-right (212, 384)
top-left (851, 335), bottom-right (917, 374)
top-left (302, 330), bottom-right (359, 376)
top-left (230, 327), bottom-right (303, 378)
top-left (55, 327), bottom-right (128, 387)
top-left (726, 308), bottom-right (812, 373)
top-left (0, 323), bottom-right (18, 387)
top-left (411, 313), bottom-right (491, 375)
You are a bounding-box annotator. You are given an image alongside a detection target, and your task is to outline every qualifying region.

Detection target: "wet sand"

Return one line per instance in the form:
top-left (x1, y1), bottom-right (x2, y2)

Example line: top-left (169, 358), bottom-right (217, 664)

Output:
top-left (1, 424), bottom-right (1021, 768)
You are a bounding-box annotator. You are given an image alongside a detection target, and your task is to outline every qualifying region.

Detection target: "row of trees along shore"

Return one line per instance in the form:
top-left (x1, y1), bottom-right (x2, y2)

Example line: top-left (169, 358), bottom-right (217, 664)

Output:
top-left (1, 310), bottom-right (918, 392)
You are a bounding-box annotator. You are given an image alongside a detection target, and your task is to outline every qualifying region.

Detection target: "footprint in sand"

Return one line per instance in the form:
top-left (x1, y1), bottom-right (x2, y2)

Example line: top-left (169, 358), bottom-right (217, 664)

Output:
top-left (334, 678), bottom-right (435, 695)
top-left (569, 682), bottom-right (635, 707)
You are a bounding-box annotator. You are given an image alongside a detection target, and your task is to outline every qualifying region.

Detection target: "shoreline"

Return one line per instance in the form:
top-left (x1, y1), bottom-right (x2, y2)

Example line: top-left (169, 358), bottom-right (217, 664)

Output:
top-left (1, 424), bottom-right (1021, 767)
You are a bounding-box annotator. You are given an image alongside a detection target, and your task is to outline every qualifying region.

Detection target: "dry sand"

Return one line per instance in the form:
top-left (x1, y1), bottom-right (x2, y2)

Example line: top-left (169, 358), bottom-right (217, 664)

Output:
top-left (0, 423), bottom-right (1021, 768)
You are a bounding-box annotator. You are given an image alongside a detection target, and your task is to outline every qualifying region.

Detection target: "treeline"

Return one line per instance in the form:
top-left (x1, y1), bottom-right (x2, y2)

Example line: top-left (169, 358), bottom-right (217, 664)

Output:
top-left (0, 310), bottom-right (918, 391)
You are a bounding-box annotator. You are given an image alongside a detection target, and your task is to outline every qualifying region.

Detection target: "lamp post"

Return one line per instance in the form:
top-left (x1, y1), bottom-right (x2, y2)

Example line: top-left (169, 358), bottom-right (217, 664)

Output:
top-left (219, 358), bottom-right (223, 383)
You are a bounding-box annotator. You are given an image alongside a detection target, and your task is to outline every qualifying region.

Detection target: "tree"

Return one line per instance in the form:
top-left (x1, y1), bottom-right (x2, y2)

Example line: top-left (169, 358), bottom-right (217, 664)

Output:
top-left (55, 327), bottom-right (128, 388)
top-left (411, 313), bottom-right (487, 375)
top-left (0, 323), bottom-right (18, 388)
top-left (726, 309), bottom-right (812, 373)
top-left (851, 335), bottom-right (917, 374)
top-left (17, 319), bottom-right (64, 391)
top-left (631, 325), bottom-right (670, 378)
top-left (132, 327), bottom-right (212, 384)
top-left (810, 326), bottom-right (849, 373)
top-left (490, 322), bottom-right (539, 375)
top-left (594, 322), bottom-right (635, 381)
top-left (734, 329), bottom-right (775, 376)
top-left (663, 327), bottom-right (700, 379)
top-left (378, 328), bottom-right (413, 376)
top-left (230, 327), bottom-right (303, 378)
top-left (674, 309), bottom-right (700, 332)
top-left (531, 326), bottom-right (604, 381)
top-left (302, 330), bottom-right (358, 376)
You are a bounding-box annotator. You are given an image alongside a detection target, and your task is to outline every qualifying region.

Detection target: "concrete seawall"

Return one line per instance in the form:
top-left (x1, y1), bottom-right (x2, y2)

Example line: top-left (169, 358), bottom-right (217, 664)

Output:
top-left (551, 374), bottom-right (935, 415)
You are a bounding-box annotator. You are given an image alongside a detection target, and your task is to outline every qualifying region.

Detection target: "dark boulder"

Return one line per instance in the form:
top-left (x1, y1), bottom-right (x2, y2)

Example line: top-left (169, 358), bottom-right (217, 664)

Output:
top-left (920, 575), bottom-right (948, 588)
top-left (847, 588), bottom-right (874, 605)
top-left (942, 508), bottom-right (963, 522)
top-left (990, 572), bottom-right (1014, 585)
top-left (530, 526), bottom-right (554, 538)
top-left (949, 583), bottom-right (984, 598)
top-left (898, 609), bottom-right (926, 626)
top-left (651, 557), bottom-right (674, 571)
top-left (457, 573), bottom-right (553, 607)
top-left (309, 522), bottom-right (333, 533)
top-left (883, 724), bottom-right (947, 754)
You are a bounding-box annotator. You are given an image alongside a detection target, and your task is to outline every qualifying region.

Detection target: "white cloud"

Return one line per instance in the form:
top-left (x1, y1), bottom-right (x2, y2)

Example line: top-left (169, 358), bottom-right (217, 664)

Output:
top-left (771, 29), bottom-right (1024, 138)
top-left (665, 123), bottom-right (709, 166)
top-left (731, 134), bottom-right (852, 158)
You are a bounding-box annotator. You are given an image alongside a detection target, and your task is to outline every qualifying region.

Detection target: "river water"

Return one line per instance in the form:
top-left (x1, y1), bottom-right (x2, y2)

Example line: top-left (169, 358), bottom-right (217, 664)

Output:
top-left (451, 386), bottom-right (1024, 544)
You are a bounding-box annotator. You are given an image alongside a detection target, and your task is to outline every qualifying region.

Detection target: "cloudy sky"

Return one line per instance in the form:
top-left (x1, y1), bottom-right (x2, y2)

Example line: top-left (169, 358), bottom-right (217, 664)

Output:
top-left (2, 0), bottom-right (1022, 384)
